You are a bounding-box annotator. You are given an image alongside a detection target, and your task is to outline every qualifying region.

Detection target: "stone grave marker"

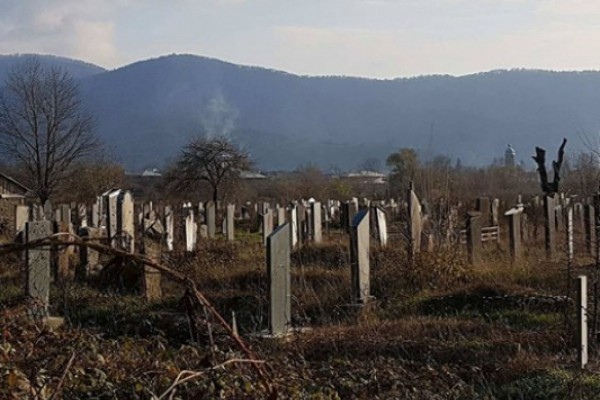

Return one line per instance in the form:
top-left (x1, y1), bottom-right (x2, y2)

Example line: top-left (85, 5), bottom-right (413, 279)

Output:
top-left (277, 205), bottom-right (286, 227)
top-left (578, 275), bottom-right (588, 369)
top-left (267, 223), bottom-right (291, 336)
top-left (164, 206), bottom-right (174, 251)
top-left (408, 186), bottom-right (422, 255)
top-left (476, 197), bottom-right (490, 226)
top-left (206, 201), bottom-right (216, 239)
top-left (544, 195), bottom-right (556, 259)
top-left (374, 206), bottom-right (388, 247)
top-left (15, 205), bottom-right (29, 234)
top-left (262, 210), bottom-right (274, 246)
top-left (584, 204), bottom-right (596, 257)
top-left (505, 208), bottom-right (522, 262)
top-left (466, 211), bottom-right (482, 264)
top-left (226, 203), bottom-right (235, 241)
top-left (26, 220), bottom-right (53, 319)
top-left (350, 209), bottom-right (370, 304)
top-left (288, 205), bottom-right (298, 249)
top-left (185, 208), bottom-right (197, 252)
top-left (311, 201), bottom-right (322, 244)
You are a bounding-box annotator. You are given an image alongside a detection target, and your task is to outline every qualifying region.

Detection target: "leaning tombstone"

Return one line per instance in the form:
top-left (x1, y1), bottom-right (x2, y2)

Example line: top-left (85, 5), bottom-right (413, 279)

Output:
top-left (373, 206), bottom-right (388, 247)
top-left (267, 223), bottom-right (291, 336)
top-left (407, 185), bottom-right (422, 256)
top-left (350, 209), bottom-right (370, 304)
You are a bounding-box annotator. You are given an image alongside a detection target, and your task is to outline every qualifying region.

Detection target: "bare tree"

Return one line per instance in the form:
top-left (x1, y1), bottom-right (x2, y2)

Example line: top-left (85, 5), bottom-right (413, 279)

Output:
top-left (168, 135), bottom-right (251, 202)
top-left (0, 58), bottom-right (99, 204)
top-left (532, 138), bottom-right (567, 196)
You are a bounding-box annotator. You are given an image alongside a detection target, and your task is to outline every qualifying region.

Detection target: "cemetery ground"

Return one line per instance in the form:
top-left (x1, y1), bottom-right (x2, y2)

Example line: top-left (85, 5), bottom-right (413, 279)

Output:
top-left (2, 226), bottom-right (600, 399)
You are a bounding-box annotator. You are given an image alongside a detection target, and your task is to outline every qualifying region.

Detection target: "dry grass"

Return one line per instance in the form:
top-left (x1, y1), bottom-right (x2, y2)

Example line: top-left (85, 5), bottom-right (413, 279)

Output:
top-left (2, 228), bottom-right (600, 399)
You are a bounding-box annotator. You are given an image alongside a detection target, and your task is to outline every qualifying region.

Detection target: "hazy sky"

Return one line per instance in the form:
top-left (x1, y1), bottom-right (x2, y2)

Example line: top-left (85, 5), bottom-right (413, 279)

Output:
top-left (1, 0), bottom-right (600, 78)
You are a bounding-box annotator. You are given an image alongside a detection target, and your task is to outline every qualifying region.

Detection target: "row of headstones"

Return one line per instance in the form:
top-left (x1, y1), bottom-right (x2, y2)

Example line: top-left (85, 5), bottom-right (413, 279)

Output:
top-left (464, 193), bottom-right (600, 265)
top-left (266, 207), bottom-right (377, 336)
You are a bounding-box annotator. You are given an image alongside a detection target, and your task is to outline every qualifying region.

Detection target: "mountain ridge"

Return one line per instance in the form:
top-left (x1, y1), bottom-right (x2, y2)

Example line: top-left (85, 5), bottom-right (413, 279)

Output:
top-left (1, 53), bottom-right (599, 171)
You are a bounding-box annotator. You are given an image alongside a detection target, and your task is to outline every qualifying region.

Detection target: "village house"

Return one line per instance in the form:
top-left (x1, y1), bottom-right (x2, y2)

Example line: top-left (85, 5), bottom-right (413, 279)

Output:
top-left (0, 171), bottom-right (30, 236)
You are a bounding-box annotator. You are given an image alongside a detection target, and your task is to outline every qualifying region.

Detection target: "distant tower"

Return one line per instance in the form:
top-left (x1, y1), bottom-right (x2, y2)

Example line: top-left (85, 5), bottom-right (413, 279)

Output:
top-left (505, 144), bottom-right (516, 167)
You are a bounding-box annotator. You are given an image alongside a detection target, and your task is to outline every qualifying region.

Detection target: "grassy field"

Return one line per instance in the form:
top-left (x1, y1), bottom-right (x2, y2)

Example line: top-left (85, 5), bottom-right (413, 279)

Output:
top-left (1, 226), bottom-right (600, 399)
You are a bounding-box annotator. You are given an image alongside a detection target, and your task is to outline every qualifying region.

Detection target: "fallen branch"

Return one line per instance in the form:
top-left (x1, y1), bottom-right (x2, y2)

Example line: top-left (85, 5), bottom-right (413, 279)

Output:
top-left (0, 233), bottom-right (275, 397)
top-left (49, 351), bottom-right (76, 400)
top-left (157, 359), bottom-right (266, 400)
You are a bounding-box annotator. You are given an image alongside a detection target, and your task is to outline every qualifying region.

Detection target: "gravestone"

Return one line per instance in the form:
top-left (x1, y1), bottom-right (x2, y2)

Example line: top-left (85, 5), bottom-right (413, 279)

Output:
top-left (226, 203), bottom-right (235, 241)
top-left (584, 204), bottom-right (596, 257)
top-left (26, 221), bottom-right (53, 319)
top-left (544, 196), bottom-right (556, 259)
top-left (77, 226), bottom-right (101, 280)
top-left (15, 205), bottom-right (29, 234)
top-left (311, 201), bottom-right (322, 244)
top-left (262, 210), bottom-right (274, 246)
top-left (43, 200), bottom-right (53, 221)
top-left (206, 201), bottom-right (216, 239)
top-left (555, 205), bottom-right (564, 232)
top-left (372, 206), bottom-right (388, 247)
top-left (476, 197), bottom-right (490, 226)
top-left (505, 208), bottom-right (521, 263)
top-left (277, 206), bottom-right (286, 227)
top-left (567, 206), bottom-right (574, 266)
top-left (350, 209), bottom-right (370, 304)
top-left (288, 205), bottom-right (298, 249)
top-left (297, 203), bottom-right (307, 246)
top-left (267, 223), bottom-right (291, 336)
top-left (491, 198), bottom-right (500, 226)
top-left (185, 209), bottom-right (197, 252)
top-left (578, 275), bottom-right (588, 369)
top-left (142, 236), bottom-right (162, 301)
top-left (408, 187), bottom-right (422, 255)
top-left (91, 202), bottom-right (99, 227)
top-left (466, 211), bottom-right (482, 264)
top-left (164, 206), bottom-right (174, 251)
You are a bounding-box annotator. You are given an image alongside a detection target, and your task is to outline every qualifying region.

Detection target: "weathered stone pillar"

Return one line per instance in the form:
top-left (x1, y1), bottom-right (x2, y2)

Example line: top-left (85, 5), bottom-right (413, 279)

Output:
top-left (311, 201), bottom-right (322, 244)
top-left (142, 237), bottom-right (162, 301)
top-left (505, 209), bottom-right (521, 263)
top-left (26, 221), bottom-right (53, 319)
top-left (584, 204), bottom-right (596, 257)
top-left (350, 209), bottom-right (370, 304)
top-left (578, 275), bottom-right (588, 369)
top-left (267, 223), bottom-right (291, 336)
top-left (544, 195), bottom-right (556, 259)
top-left (466, 211), bottom-right (482, 264)
top-left (206, 201), bottom-right (216, 239)
top-left (226, 203), bottom-right (235, 241)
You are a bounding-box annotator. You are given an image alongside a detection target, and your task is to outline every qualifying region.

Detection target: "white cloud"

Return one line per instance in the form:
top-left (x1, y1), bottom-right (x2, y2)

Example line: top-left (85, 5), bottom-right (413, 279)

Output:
top-left (0, 0), bottom-right (126, 67)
